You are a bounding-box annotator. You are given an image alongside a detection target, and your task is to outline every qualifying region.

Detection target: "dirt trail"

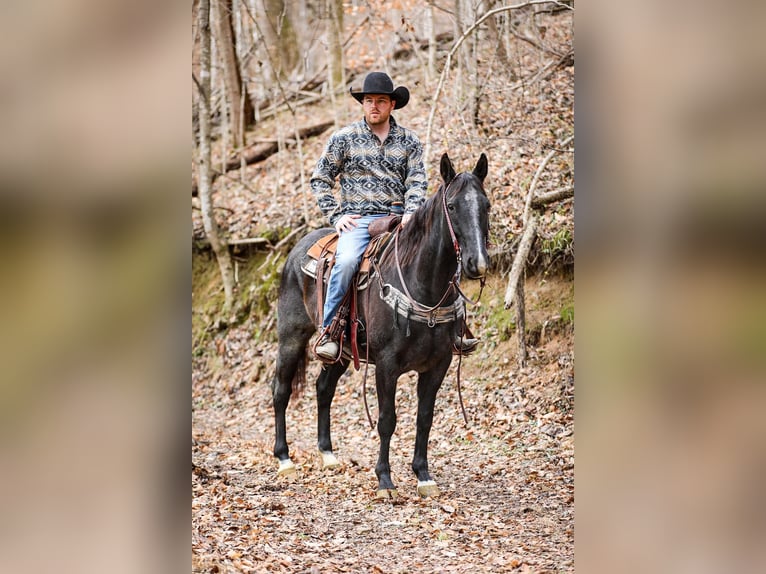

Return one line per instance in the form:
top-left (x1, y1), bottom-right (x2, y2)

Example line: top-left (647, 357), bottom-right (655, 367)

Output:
top-left (193, 274), bottom-right (573, 573)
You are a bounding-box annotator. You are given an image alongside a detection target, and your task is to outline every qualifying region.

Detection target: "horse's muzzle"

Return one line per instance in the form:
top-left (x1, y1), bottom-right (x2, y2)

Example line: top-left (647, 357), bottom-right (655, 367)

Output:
top-left (463, 253), bottom-right (488, 279)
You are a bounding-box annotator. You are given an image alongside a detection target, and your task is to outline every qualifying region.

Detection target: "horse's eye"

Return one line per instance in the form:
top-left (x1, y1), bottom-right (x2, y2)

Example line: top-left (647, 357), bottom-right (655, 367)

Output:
top-left (447, 203), bottom-right (455, 212)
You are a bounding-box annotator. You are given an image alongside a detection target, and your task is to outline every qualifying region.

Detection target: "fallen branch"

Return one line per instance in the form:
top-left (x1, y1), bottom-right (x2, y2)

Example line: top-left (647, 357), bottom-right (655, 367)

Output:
top-left (271, 224), bottom-right (307, 253)
top-left (192, 120), bottom-right (333, 196)
top-left (507, 26), bottom-right (565, 59)
top-left (194, 235), bottom-right (273, 254)
top-left (228, 237), bottom-right (271, 246)
top-left (523, 135), bottom-right (573, 223)
top-left (530, 185), bottom-right (573, 208)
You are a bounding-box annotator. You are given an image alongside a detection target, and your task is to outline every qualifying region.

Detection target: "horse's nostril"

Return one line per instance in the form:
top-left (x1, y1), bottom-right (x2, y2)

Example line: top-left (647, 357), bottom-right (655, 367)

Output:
top-left (463, 255), bottom-right (487, 278)
top-left (466, 254), bottom-right (487, 277)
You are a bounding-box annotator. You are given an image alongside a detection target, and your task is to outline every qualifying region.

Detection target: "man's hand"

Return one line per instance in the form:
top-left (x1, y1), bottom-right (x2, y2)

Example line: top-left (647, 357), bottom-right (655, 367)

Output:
top-left (335, 214), bottom-right (361, 234)
top-left (401, 213), bottom-right (412, 227)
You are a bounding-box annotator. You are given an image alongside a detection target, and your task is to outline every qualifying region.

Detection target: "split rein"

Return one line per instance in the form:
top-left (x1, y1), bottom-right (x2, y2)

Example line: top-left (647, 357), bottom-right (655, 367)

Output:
top-left (360, 175), bottom-right (486, 428)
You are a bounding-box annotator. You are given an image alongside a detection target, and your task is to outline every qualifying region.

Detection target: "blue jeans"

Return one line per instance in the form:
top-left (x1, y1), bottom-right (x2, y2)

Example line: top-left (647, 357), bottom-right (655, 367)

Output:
top-left (322, 214), bottom-right (389, 330)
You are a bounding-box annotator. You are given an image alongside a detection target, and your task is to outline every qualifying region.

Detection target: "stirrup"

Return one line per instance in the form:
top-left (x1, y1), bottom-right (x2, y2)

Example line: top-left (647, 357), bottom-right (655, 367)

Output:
top-left (453, 337), bottom-right (479, 355)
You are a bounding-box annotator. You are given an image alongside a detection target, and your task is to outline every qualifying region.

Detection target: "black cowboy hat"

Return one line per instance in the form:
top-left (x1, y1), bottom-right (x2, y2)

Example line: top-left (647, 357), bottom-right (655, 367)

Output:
top-left (349, 72), bottom-right (410, 109)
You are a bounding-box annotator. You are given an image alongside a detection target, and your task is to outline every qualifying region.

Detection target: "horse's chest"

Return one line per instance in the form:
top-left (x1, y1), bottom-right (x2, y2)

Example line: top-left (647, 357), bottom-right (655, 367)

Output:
top-left (372, 324), bottom-right (452, 370)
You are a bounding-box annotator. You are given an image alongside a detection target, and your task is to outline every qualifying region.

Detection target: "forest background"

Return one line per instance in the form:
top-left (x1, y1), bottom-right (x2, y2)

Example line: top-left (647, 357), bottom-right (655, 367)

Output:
top-left (0, 1), bottom-right (761, 573)
top-left (192, 1), bottom-right (574, 572)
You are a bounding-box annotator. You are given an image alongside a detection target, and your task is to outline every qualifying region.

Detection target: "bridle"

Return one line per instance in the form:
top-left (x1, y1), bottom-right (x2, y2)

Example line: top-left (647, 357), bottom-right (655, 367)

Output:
top-left (392, 173), bottom-right (486, 315)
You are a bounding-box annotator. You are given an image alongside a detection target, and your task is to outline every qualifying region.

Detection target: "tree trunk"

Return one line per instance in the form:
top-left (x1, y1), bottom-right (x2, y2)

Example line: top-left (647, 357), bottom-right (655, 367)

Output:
top-left (504, 211), bottom-right (538, 309)
top-left (191, 120), bottom-right (333, 196)
top-left (198, 0), bottom-right (236, 315)
top-left (456, 0), bottom-right (479, 126)
top-left (259, 0), bottom-right (300, 81)
top-left (425, 4), bottom-right (436, 82)
top-left (486, 0), bottom-right (510, 68)
top-left (213, 0), bottom-right (254, 148)
top-left (515, 271), bottom-right (527, 367)
top-left (325, 0), bottom-right (344, 127)
top-left (326, 0), bottom-right (344, 93)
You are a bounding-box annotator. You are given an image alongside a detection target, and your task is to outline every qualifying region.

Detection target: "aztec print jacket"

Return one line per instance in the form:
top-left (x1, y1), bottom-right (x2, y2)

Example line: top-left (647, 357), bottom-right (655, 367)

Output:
top-left (310, 116), bottom-right (427, 226)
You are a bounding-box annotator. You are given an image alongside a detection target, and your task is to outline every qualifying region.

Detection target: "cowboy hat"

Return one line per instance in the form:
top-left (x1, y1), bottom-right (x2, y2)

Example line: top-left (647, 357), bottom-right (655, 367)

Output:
top-left (349, 72), bottom-right (410, 109)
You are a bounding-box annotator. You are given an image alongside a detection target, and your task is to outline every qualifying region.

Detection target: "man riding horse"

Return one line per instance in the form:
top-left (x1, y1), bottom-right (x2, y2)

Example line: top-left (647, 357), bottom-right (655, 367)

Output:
top-left (310, 71), bottom-right (478, 361)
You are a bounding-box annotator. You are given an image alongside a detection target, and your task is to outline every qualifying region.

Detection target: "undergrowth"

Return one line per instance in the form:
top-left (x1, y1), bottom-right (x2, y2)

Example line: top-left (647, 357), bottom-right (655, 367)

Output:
top-left (192, 249), bottom-right (282, 353)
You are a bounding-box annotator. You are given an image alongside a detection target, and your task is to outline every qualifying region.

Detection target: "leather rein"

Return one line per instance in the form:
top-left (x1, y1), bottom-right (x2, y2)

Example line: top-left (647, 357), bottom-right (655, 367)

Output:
top-left (361, 174), bottom-right (487, 428)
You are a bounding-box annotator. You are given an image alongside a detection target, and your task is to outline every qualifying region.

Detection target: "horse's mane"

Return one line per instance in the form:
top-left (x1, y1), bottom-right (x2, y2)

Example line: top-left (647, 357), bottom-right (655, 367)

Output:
top-left (392, 185), bottom-right (441, 267)
top-left (393, 173), bottom-right (475, 267)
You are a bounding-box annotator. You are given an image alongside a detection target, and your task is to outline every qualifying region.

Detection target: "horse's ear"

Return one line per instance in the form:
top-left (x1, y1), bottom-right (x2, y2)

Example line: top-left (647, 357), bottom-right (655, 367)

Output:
top-left (473, 153), bottom-right (488, 183)
top-left (440, 153), bottom-right (456, 184)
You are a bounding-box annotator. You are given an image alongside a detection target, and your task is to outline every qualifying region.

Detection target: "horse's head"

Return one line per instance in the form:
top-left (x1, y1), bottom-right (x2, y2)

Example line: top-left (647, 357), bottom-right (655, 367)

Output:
top-left (440, 153), bottom-right (491, 280)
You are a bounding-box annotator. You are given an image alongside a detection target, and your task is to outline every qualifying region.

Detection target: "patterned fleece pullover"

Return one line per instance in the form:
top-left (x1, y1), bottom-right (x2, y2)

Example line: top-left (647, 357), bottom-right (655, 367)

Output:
top-left (310, 116), bottom-right (427, 226)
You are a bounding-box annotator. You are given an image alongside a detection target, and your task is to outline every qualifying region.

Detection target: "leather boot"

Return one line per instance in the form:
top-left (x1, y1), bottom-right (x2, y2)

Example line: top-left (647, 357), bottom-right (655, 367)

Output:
top-left (315, 335), bottom-right (339, 362)
top-left (453, 336), bottom-right (479, 355)
top-left (453, 322), bottom-right (479, 355)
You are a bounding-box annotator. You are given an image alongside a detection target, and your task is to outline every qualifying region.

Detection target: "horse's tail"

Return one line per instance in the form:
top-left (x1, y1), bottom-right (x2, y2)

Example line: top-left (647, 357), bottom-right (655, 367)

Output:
top-left (291, 348), bottom-right (308, 396)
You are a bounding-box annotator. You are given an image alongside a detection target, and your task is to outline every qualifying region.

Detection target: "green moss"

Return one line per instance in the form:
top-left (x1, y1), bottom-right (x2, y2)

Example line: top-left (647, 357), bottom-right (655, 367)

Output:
top-left (484, 302), bottom-right (515, 342)
top-left (541, 227), bottom-right (573, 258)
top-left (560, 303), bottom-right (574, 324)
top-left (191, 251), bottom-right (227, 350)
top-left (192, 249), bottom-right (284, 354)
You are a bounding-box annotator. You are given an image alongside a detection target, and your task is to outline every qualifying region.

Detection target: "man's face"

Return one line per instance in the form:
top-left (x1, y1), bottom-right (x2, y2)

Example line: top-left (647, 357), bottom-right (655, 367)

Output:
top-left (363, 94), bottom-right (395, 126)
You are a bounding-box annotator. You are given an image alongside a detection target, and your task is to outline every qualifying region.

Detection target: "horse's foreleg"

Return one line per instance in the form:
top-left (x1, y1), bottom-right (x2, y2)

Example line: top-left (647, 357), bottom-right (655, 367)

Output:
top-left (316, 361), bottom-right (348, 469)
top-left (412, 362), bottom-right (449, 497)
top-left (374, 365), bottom-right (399, 499)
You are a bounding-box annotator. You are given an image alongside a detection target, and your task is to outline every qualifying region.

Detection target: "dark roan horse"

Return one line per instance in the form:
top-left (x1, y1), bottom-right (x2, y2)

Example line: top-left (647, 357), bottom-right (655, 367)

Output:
top-left (272, 153), bottom-right (490, 499)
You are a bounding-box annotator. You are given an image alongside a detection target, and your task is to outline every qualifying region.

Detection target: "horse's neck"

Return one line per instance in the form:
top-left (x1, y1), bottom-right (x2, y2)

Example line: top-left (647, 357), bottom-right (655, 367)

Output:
top-left (398, 213), bottom-right (458, 306)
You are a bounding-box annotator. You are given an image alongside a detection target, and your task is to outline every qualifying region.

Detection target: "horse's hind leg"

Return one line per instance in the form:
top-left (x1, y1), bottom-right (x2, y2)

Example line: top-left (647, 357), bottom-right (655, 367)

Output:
top-left (412, 360), bottom-right (450, 497)
top-left (316, 361), bottom-right (349, 469)
top-left (272, 338), bottom-right (308, 475)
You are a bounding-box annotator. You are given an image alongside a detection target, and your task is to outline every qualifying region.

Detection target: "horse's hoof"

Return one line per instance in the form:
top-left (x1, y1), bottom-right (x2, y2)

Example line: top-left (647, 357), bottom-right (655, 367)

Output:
top-left (319, 451), bottom-right (341, 470)
top-left (277, 458), bottom-right (296, 476)
top-left (417, 480), bottom-right (441, 498)
top-left (375, 488), bottom-right (399, 501)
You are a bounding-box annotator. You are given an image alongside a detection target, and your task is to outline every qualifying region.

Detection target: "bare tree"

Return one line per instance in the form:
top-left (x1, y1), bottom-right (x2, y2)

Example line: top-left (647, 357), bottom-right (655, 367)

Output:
top-left (197, 0), bottom-right (236, 315)
top-left (485, 0), bottom-right (510, 68)
top-left (424, 0), bottom-right (573, 167)
top-left (326, 0), bottom-right (344, 92)
top-left (259, 0), bottom-right (300, 81)
top-left (455, 0), bottom-right (479, 125)
top-left (425, 3), bottom-right (436, 81)
top-left (213, 0), bottom-right (255, 148)
top-left (325, 0), bottom-right (345, 126)
top-left (504, 134), bottom-right (574, 366)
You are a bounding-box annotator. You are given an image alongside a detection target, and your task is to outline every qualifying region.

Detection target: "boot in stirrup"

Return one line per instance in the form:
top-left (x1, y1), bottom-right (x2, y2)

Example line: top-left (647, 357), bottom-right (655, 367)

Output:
top-left (315, 333), bottom-right (340, 362)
